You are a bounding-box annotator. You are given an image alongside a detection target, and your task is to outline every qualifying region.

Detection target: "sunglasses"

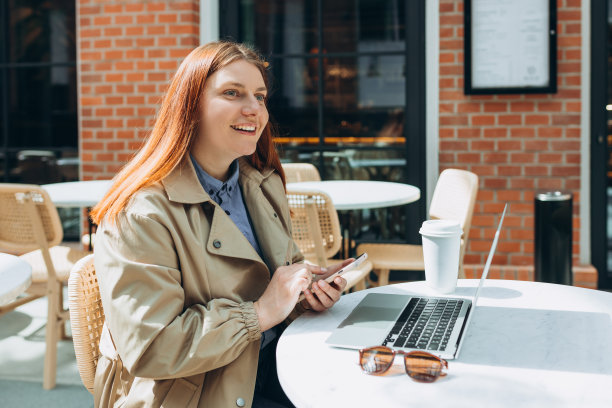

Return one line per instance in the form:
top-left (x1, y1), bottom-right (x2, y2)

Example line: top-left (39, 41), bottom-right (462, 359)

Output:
top-left (358, 346), bottom-right (448, 383)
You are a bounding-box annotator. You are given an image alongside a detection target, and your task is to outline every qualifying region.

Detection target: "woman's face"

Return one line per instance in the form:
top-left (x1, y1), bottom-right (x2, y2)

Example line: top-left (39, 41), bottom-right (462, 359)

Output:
top-left (198, 59), bottom-right (269, 164)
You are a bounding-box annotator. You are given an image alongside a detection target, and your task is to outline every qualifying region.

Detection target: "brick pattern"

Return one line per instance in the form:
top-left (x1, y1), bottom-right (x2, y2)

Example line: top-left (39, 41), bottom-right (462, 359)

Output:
top-left (76, 0), bottom-right (597, 288)
top-left (464, 264), bottom-right (598, 289)
top-left (78, 0), bottom-right (200, 179)
top-left (438, 0), bottom-right (595, 287)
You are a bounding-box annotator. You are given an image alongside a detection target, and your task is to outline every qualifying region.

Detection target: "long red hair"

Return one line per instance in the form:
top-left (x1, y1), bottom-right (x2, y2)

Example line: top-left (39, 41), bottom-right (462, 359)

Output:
top-left (91, 41), bottom-right (285, 225)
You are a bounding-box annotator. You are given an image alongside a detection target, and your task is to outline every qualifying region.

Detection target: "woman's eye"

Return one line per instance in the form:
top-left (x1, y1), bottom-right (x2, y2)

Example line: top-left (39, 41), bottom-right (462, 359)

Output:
top-left (255, 94), bottom-right (266, 102)
top-left (224, 90), bottom-right (238, 97)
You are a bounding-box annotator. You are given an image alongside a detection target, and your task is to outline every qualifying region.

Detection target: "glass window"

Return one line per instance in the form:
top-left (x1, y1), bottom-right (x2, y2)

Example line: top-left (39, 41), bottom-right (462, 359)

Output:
top-left (322, 56), bottom-right (405, 146)
top-left (7, 0), bottom-right (76, 63)
top-left (7, 65), bottom-right (77, 148)
top-left (268, 57), bottom-right (319, 144)
top-left (1, 0), bottom-right (78, 238)
top-left (322, 0), bottom-right (405, 53)
top-left (241, 0), bottom-right (317, 55)
top-left (231, 0), bottom-right (425, 244)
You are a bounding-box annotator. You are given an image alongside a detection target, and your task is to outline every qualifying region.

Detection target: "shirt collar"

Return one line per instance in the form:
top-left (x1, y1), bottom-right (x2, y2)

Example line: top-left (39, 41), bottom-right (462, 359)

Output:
top-left (190, 154), bottom-right (240, 200)
top-left (161, 155), bottom-right (276, 204)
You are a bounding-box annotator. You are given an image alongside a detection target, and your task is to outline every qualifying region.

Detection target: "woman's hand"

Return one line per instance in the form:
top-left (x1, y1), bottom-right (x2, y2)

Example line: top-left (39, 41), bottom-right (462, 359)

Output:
top-left (254, 262), bottom-right (327, 331)
top-left (301, 259), bottom-right (352, 312)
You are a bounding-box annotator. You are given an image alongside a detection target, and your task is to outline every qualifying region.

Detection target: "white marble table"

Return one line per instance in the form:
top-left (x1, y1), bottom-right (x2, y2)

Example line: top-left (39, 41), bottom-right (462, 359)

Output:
top-left (0, 253), bottom-right (32, 306)
top-left (286, 180), bottom-right (420, 211)
top-left (42, 180), bottom-right (112, 208)
top-left (277, 280), bottom-right (612, 408)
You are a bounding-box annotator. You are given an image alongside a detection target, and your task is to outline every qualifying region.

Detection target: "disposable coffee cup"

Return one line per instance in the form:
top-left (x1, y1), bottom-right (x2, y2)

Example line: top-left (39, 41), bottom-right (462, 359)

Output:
top-left (419, 220), bottom-right (462, 294)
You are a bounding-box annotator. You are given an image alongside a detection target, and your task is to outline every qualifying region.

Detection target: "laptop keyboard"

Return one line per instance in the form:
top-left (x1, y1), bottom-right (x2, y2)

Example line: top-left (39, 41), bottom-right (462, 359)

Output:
top-left (382, 298), bottom-right (464, 351)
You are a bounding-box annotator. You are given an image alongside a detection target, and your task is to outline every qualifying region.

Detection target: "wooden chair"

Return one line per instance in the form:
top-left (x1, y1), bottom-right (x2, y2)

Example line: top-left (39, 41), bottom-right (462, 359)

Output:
top-left (0, 183), bottom-right (91, 389)
top-left (282, 163), bottom-right (321, 183)
top-left (357, 169), bottom-right (479, 286)
top-left (68, 254), bottom-right (104, 394)
top-left (286, 189), bottom-right (372, 292)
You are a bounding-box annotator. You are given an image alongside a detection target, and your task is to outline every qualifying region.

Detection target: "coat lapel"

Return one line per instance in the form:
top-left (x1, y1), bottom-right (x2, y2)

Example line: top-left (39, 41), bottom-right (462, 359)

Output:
top-left (161, 157), bottom-right (268, 267)
top-left (205, 203), bottom-right (266, 266)
top-left (239, 159), bottom-right (293, 273)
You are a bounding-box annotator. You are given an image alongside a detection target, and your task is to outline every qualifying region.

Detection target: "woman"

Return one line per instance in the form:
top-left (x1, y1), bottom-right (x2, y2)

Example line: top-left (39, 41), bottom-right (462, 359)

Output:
top-left (90, 41), bottom-right (351, 408)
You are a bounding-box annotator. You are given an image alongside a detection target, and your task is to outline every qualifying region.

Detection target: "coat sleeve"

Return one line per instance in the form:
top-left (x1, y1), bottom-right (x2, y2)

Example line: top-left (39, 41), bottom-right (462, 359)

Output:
top-left (94, 210), bottom-right (261, 380)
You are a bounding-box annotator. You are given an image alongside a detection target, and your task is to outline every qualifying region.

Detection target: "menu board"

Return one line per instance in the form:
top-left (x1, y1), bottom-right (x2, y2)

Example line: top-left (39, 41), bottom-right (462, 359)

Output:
top-left (465, 0), bottom-right (556, 94)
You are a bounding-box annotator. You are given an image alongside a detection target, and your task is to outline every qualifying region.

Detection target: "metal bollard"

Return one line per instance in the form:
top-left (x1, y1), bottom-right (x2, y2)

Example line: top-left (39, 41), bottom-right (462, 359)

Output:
top-left (534, 191), bottom-right (573, 285)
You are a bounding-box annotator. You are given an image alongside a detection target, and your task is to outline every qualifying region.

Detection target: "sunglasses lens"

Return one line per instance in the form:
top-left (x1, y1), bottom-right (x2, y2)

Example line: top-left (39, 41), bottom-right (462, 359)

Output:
top-left (405, 352), bottom-right (443, 383)
top-left (360, 346), bottom-right (394, 375)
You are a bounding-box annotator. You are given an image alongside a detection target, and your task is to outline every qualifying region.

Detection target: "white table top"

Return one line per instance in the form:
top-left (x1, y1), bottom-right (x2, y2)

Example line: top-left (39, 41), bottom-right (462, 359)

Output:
top-left (277, 280), bottom-right (612, 408)
top-left (0, 253), bottom-right (32, 306)
top-left (42, 180), bottom-right (112, 208)
top-left (286, 180), bottom-right (420, 210)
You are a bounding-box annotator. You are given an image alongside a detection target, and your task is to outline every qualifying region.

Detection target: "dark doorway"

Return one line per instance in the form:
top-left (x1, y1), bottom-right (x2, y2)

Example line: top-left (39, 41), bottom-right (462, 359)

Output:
top-left (591, 0), bottom-right (612, 289)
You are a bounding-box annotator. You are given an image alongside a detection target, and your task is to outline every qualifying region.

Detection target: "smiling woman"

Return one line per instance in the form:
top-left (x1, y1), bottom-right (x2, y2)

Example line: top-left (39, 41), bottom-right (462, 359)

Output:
top-left (193, 60), bottom-right (270, 180)
top-left (89, 41), bottom-right (352, 408)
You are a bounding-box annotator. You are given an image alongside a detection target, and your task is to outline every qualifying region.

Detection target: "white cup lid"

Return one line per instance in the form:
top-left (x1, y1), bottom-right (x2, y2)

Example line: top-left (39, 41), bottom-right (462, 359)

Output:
top-left (419, 220), bottom-right (462, 237)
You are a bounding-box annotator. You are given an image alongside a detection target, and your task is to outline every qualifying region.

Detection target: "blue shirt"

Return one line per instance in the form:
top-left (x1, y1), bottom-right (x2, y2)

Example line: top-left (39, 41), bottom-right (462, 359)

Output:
top-left (190, 155), bottom-right (276, 349)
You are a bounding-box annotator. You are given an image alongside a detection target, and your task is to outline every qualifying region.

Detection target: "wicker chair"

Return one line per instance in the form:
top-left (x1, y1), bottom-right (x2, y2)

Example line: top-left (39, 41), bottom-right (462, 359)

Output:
top-left (286, 189), bottom-right (372, 292)
top-left (0, 183), bottom-right (91, 389)
top-left (357, 169), bottom-right (479, 286)
top-left (282, 163), bottom-right (321, 183)
top-left (68, 254), bottom-right (104, 394)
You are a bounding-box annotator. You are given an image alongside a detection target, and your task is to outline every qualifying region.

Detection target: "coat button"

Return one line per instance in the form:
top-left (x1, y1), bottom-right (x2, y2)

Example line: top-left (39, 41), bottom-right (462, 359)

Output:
top-left (236, 397), bottom-right (245, 407)
top-left (213, 239), bottom-right (222, 248)
top-left (273, 212), bottom-right (278, 218)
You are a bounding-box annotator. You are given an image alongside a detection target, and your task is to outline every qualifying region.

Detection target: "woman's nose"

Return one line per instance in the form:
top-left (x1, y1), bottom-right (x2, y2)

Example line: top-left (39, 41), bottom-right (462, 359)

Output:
top-left (241, 95), bottom-right (265, 116)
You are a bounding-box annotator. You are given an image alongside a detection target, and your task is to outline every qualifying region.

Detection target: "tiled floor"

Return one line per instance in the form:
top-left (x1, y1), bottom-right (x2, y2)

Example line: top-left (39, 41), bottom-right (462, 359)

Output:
top-left (0, 287), bottom-right (93, 407)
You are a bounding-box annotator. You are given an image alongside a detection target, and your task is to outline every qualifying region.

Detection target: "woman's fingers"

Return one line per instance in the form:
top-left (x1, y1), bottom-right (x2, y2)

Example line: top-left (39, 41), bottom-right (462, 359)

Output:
top-left (307, 263), bottom-right (328, 276)
top-left (303, 288), bottom-right (325, 312)
top-left (311, 280), bottom-right (336, 308)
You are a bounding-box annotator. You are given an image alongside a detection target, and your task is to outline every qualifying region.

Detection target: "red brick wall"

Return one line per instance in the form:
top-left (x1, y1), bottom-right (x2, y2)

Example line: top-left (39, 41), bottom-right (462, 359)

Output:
top-left (76, 0), bottom-right (596, 288)
top-left (78, 0), bottom-right (199, 179)
top-left (438, 0), bottom-right (595, 288)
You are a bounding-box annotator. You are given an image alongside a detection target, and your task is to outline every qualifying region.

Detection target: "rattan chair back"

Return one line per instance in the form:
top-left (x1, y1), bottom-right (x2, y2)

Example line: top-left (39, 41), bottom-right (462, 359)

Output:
top-left (0, 183), bottom-right (63, 254)
top-left (286, 190), bottom-right (341, 267)
top-left (68, 254), bottom-right (104, 394)
top-left (282, 163), bottom-right (321, 183)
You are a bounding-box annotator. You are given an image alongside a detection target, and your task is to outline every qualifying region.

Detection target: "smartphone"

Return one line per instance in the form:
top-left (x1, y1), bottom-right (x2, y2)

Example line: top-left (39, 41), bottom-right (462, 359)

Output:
top-left (297, 253), bottom-right (368, 304)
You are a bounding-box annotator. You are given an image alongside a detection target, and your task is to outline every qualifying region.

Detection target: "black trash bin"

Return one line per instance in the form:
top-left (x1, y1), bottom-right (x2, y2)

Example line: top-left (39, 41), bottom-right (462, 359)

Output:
top-left (534, 191), bottom-right (573, 285)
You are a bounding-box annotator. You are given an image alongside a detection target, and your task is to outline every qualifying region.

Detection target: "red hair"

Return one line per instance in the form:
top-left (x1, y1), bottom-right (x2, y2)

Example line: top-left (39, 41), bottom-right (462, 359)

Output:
top-left (91, 41), bottom-right (285, 225)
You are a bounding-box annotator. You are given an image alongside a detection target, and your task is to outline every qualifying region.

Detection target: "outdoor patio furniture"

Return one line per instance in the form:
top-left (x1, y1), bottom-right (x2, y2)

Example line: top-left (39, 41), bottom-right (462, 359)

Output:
top-left (281, 162), bottom-right (321, 183)
top-left (0, 253), bottom-right (32, 306)
top-left (286, 189), bottom-right (372, 292)
top-left (43, 179), bottom-right (112, 250)
top-left (0, 183), bottom-right (91, 389)
top-left (357, 169), bottom-right (478, 286)
top-left (286, 180), bottom-right (421, 258)
top-left (67, 254), bottom-right (103, 394)
top-left (276, 279), bottom-right (612, 407)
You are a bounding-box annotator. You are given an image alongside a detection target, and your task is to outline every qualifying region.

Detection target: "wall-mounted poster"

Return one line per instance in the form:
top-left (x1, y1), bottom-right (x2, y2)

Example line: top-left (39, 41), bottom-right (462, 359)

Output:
top-left (464, 0), bottom-right (557, 94)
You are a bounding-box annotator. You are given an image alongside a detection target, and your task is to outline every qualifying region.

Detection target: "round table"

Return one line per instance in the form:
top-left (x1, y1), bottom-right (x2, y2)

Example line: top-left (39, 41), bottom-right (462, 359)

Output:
top-left (42, 180), bottom-right (112, 250)
top-left (0, 253), bottom-right (32, 306)
top-left (42, 180), bottom-right (112, 208)
top-left (277, 280), bottom-right (612, 408)
top-left (286, 180), bottom-right (420, 210)
top-left (287, 180), bottom-right (420, 257)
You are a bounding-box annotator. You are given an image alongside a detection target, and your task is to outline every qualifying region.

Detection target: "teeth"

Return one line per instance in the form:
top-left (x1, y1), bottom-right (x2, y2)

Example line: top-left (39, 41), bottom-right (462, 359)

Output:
top-left (232, 125), bottom-right (256, 132)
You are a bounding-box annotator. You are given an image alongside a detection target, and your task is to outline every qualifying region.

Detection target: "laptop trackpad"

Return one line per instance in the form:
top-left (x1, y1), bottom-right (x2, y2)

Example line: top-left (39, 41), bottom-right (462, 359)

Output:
top-left (326, 293), bottom-right (410, 349)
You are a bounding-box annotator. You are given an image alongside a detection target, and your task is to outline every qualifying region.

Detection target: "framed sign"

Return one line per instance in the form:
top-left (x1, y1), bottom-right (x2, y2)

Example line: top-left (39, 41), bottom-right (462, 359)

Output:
top-left (464, 0), bottom-right (557, 95)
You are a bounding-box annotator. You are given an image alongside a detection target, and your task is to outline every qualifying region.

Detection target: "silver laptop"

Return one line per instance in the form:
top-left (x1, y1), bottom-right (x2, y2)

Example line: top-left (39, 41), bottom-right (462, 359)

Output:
top-left (326, 204), bottom-right (507, 360)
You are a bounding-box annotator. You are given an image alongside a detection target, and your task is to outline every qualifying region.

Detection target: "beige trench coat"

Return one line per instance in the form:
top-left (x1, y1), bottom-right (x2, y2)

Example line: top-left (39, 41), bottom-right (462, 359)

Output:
top-left (93, 156), bottom-right (305, 408)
